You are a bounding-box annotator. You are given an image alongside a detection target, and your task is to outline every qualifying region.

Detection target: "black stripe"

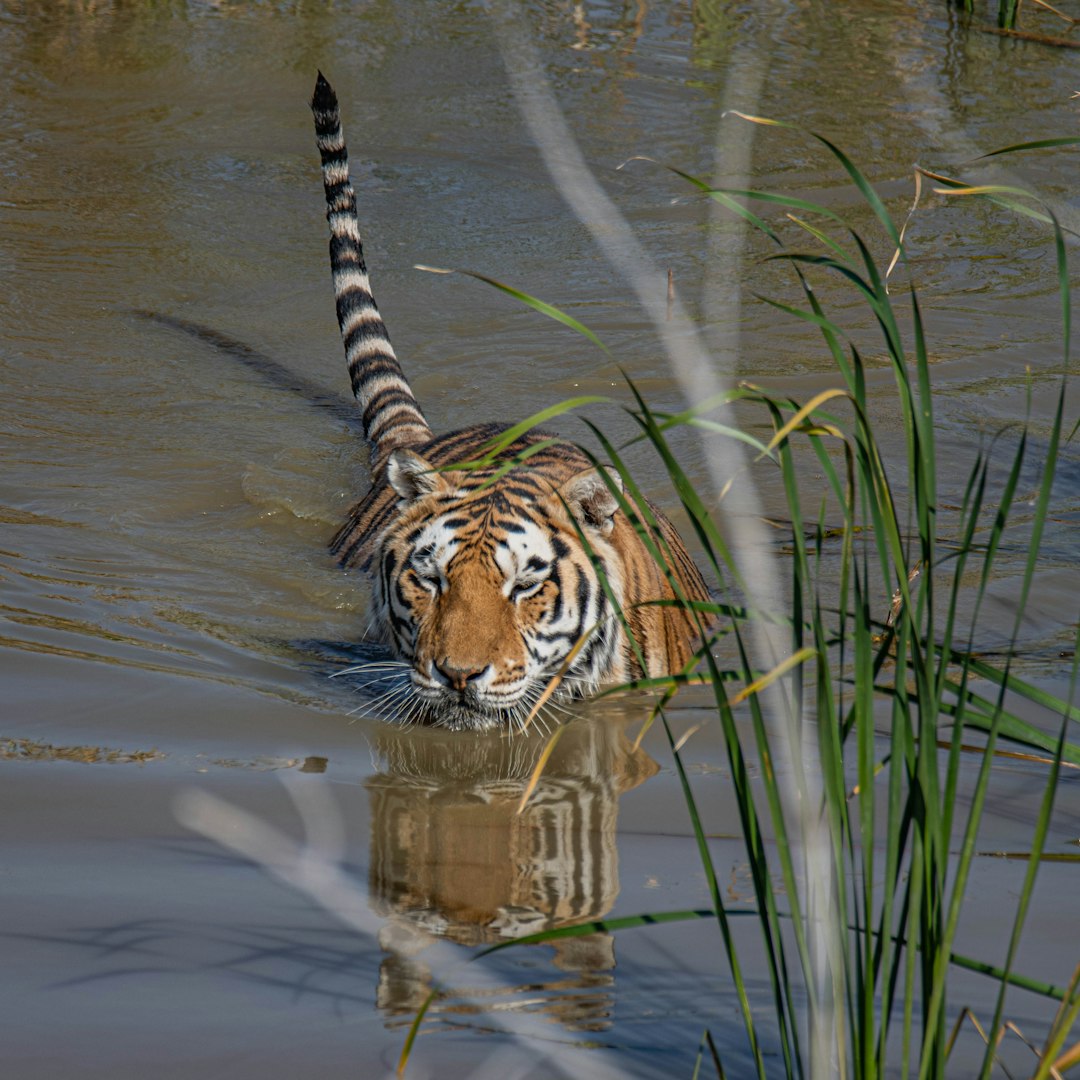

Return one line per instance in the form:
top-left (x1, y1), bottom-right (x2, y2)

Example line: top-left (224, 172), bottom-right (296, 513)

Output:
top-left (349, 358), bottom-right (409, 385)
top-left (367, 404), bottom-right (429, 441)
top-left (421, 424), bottom-right (511, 462)
top-left (379, 549), bottom-right (398, 600)
top-left (391, 579), bottom-right (410, 617)
top-left (574, 565), bottom-right (592, 625)
top-left (366, 493), bottom-right (399, 532)
top-left (549, 567), bottom-right (566, 623)
top-left (323, 177), bottom-right (354, 206)
top-left (335, 283), bottom-right (377, 316)
top-left (326, 234), bottom-right (365, 274)
top-left (343, 540), bottom-right (370, 571)
top-left (556, 563), bottom-right (592, 652)
top-left (343, 317), bottom-right (394, 358)
top-left (389, 608), bottom-right (414, 639)
top-left (362, 388), bottom-right (419, 432)
top-left (502, 483), bottom-right (543, 501)
top-left (318, 140), bottom-right (347, 163)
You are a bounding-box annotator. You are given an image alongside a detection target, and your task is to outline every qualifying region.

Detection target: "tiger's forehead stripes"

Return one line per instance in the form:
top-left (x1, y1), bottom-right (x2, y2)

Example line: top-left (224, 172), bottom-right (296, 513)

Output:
top-left (437, 513), bottom-right (555, 575)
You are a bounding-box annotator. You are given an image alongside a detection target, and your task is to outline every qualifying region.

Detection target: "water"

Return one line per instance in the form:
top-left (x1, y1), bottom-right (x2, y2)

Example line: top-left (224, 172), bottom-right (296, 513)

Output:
top-left (2, 2), bottom-right (1078, 1076)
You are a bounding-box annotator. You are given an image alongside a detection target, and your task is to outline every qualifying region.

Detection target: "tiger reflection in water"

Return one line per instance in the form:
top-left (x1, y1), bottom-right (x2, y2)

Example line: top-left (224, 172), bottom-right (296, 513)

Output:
top-left (365, 716), bottom-right (658, 1031)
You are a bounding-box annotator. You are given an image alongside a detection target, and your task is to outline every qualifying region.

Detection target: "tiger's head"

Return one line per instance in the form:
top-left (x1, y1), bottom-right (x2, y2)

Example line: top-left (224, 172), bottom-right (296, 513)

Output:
top-left (367, 446), bottom-right (628, 731)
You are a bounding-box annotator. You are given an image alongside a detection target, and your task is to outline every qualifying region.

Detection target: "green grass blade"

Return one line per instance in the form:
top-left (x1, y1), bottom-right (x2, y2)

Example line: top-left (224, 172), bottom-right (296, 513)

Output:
top-left (415, 264), bottom-right (609, 352)
top-left (723, 112), bottom-right (900, 246)
top-left (978, 136), bottom-right (1080, 158)
top-left (456, 396), bottom-right (612, 464)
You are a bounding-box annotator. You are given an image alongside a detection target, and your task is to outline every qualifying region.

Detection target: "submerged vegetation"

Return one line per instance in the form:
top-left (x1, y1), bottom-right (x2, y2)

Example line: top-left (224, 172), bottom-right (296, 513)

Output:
top-left (954, 0), bottom-right (1080, 38)
top-left (405, 128), bottom-right (1080, 1077)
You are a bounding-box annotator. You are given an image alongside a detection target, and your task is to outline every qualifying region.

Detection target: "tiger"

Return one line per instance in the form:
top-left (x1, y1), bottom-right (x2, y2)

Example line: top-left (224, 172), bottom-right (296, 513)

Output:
top-left (312, 72), bottom-right (711, 732)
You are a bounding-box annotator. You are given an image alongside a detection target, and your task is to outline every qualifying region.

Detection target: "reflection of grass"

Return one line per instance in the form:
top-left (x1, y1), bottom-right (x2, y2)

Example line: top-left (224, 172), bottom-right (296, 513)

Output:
top-left (0, 738), bottom-right (323, 771)
top-left (0, 737), bottom-right (161, 765)
top-left (413, 133), bottom-right (1080, 1078)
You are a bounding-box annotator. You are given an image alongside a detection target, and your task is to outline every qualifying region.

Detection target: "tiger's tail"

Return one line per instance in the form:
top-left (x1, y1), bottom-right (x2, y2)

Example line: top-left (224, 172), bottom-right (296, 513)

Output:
top-left (311, 72), bottom-right (433, 470)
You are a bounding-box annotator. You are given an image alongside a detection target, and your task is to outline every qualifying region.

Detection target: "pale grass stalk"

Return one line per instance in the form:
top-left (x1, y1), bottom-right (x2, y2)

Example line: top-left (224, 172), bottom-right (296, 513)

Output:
top-left (174, 776), bottom-right (636, 1080)
top-left (488, 3), bottom-right (843, 1075)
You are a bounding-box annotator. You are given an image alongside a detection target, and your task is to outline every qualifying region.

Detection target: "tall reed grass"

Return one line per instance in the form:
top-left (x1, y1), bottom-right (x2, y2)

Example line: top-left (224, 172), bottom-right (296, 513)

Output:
top-left (423, 129), bottom-right (1080, 1078)
top-left (954, 0), bottom-right (1021, 30)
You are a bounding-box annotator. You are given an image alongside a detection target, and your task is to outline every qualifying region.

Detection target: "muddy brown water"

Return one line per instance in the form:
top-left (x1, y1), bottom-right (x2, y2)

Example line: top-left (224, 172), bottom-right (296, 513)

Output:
top-left (2, 3), bottom-right (1078, 1077)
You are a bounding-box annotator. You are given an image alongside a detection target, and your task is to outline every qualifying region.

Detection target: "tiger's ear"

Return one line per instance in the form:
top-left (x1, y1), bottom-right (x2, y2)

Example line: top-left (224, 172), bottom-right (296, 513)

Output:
top-left (560, 466), bottom-right (623, 536)
top-left (386, 448), bottom-right (444, 503)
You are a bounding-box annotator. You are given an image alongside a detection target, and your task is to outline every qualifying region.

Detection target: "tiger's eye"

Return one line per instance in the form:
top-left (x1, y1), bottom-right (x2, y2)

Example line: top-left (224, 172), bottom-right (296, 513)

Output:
top-left (510, 579), bottom-right (544, 602)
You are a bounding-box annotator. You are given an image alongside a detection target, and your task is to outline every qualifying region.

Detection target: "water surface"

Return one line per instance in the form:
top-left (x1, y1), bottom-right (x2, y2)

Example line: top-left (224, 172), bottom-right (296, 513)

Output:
top-left (2, 2), bottom-right (1078, 1077)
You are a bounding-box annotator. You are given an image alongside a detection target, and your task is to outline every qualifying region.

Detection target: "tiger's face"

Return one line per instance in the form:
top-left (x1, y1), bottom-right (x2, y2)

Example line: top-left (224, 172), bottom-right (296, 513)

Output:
top-left (369, 448), bottom-right (627, 731)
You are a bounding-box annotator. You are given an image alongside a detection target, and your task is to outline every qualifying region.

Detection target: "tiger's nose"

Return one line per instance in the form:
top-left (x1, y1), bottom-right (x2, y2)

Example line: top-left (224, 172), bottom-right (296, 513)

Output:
top-left (434, 659), bottom-right (487, 692)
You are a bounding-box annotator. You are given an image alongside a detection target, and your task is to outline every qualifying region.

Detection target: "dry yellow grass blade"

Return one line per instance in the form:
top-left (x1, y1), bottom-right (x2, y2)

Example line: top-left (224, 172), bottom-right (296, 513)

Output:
top-left (1051, 1038), bottom-right (1080, 1073)
top-left (516, 725), bottom-right (565, 815)
top-left (761, 388), bottom-right (850, 459)
top-left (673, 722), bottom-right (706, 754)
top-left (1031, 0), bottom-right (1080, 23)
top-left (944, 1007), bottom-right (992, 1062)
top-left (943, 1007), bottom-right (1031, 1077)
top-left (513, 626), bottom-right (599, 811)
top-left (730, 646), bottom-right (817, 706)
top-left (885, 168), bottom-right (923, 287)
top-left (519, 626), bottom-right (594, 733)
top-left (936, 740), bottom-right (1080, 771)
top-left (1033, 960), bottom-right (1080, 1080)
top-left (997, 1020), bottom-right (1067, 1080)
top-left (723, 109), bottom-right (782, 127)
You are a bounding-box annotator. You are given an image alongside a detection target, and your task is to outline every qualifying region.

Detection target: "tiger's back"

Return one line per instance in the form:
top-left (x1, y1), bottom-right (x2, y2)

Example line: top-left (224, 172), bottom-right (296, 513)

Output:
top-left (313, 73), bottom-right (710, 731)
